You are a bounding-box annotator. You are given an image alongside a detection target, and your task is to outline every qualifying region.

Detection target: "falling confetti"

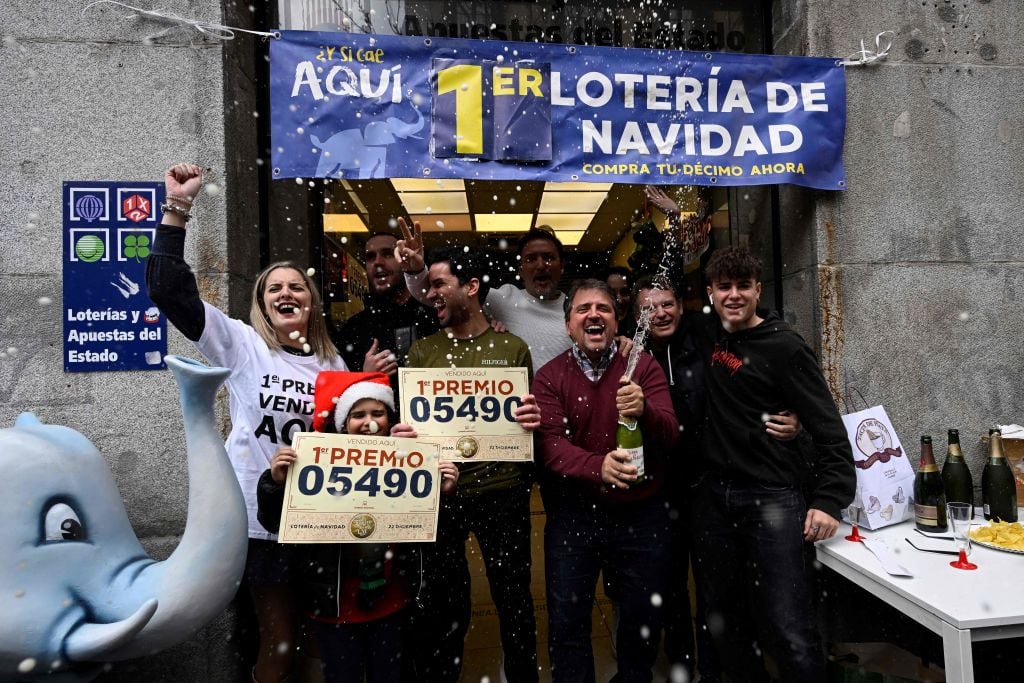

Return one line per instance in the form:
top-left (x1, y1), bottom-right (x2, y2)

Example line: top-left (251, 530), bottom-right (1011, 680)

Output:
top-left (669, 664), bottom-right (689, 683)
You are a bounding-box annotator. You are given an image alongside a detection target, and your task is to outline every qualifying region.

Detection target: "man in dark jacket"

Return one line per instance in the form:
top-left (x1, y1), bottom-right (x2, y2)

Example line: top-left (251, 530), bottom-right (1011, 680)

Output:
top-left (691, 247), bottom-right (855, 683)
top-left (633, 276), bottom-right (712, 682)
top-left (332, 233), bottom-right (437, 394)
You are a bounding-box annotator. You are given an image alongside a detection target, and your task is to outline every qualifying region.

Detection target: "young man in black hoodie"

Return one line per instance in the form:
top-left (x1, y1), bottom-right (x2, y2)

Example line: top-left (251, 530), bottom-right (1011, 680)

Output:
top-left (691, 247), bottom-right (855, 682)
top-left (634, 275), bottom-right (801, 682)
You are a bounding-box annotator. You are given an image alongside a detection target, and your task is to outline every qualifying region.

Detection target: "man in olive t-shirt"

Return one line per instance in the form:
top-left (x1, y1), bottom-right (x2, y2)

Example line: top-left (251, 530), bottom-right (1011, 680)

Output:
top-left (405, 245), bottom-right (540, 683)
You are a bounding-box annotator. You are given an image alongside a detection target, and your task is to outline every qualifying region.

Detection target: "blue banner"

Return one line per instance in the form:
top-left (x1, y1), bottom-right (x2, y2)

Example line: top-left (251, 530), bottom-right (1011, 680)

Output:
top-left (62, 181), bottom-right (168, 372)
top-left (271, 31), bottom-right (846, 190)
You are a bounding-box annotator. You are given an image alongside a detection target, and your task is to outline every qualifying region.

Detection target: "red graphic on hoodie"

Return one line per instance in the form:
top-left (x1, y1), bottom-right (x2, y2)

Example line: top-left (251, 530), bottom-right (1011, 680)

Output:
top-left (711, 343), bottom-right (744, 376)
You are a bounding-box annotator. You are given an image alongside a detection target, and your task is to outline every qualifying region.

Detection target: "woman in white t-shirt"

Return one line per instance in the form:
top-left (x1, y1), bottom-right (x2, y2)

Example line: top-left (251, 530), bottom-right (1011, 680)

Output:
top-left (146, 163), bottom-right (347, 683)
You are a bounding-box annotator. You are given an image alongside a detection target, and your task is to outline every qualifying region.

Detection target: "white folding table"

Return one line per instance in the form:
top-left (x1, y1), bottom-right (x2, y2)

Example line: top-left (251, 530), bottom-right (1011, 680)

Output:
top-left (815, 515), bottom-right (1024, 682)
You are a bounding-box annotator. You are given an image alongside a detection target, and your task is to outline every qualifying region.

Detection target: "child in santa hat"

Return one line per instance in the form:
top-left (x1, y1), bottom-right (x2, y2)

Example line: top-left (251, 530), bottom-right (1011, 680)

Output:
top-left (257, 371), bottom-right (458, 683)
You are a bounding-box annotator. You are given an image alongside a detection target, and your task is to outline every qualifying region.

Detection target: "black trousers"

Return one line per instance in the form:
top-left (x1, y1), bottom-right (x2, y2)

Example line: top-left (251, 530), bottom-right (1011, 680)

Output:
top-left (315, 611), bottom-right (403, 683)
top-left (410, 484), bottom-right (538, 682)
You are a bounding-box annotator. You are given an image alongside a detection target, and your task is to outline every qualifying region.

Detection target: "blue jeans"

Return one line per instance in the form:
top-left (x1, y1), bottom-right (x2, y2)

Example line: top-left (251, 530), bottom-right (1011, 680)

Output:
top-left (544, 494), bottom-right (671, 683)
top-left (690, 476), bottom-right (825, 683)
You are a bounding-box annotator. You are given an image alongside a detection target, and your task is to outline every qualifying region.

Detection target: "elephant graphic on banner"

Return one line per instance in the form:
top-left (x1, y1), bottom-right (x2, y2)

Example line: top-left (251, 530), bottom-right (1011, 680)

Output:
top-left (311, 106), bottom-right (425, 179)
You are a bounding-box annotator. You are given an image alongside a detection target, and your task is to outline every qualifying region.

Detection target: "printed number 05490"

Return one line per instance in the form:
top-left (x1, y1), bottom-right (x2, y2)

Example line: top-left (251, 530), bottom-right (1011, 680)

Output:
top-left (298, 465), bottom-right (432, 498)
top-left (408, 395), bottom-right (521, 423)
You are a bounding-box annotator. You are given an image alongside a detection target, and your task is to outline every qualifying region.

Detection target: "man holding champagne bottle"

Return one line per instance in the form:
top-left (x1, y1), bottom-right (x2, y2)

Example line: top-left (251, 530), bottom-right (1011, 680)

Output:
top-left (533, 278), bottom-right (678, 682)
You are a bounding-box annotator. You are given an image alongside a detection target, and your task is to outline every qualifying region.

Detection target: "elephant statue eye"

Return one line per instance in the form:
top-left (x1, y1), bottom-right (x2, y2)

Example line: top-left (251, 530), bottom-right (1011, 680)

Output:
top-left (43, 502), bottom-right (86, 542)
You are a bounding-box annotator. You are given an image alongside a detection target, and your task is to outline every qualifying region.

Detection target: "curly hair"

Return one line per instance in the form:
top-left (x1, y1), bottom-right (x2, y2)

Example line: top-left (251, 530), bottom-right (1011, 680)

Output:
top-left (704, 246), bottom-right (762, 284)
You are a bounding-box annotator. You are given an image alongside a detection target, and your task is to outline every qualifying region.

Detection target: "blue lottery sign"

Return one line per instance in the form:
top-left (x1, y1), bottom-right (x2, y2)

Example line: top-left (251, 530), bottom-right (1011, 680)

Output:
top-left (62, 181), bottom-right (167, 372)
top-left (271, 31), bottom-right (847, 190)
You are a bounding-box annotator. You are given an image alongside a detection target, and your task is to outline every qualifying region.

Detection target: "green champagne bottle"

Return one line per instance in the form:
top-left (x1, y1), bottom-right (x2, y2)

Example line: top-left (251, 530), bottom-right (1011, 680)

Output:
top-left (914, 435), bottom-right (947, 531)
top-left (982, 429), bottom-right (1018, 522)
top-left (616, 415), bottom-right (645, 484)
top-left (941, 429), bottom-right (974, 506)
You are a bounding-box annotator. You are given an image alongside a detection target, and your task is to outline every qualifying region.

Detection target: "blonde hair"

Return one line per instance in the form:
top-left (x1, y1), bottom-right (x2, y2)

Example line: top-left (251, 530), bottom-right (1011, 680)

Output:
top-left (249, 261), bottom-right (339, 364)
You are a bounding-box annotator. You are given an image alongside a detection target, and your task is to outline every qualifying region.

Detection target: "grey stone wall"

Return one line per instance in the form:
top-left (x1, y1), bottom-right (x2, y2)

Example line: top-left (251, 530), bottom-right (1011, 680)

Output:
top-left (0, 1), bottom-right (243, 680)
top-left (774, 0), bottom-right (1024, 487)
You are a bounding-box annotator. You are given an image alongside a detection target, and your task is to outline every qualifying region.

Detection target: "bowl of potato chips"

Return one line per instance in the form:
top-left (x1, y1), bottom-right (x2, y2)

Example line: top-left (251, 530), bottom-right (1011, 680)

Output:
top-left (970, 520), bottom-right (1024, 553)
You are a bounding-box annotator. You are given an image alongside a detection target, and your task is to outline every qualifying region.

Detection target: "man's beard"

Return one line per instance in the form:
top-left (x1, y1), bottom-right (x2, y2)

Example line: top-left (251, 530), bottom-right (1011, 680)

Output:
top-left (369, 279), bottom-right (397, 297)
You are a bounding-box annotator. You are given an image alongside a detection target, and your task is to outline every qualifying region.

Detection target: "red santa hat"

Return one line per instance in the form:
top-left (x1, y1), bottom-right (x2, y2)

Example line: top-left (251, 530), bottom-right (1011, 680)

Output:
top-left (312, 371), bottom-right (395, 433)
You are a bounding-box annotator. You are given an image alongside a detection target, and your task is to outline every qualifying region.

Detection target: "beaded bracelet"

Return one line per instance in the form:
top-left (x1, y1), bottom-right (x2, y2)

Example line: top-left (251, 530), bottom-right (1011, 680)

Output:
top-left (166, 194), bottom-right (195, 207)
top-left (160, 202), bottom-right (192, 222)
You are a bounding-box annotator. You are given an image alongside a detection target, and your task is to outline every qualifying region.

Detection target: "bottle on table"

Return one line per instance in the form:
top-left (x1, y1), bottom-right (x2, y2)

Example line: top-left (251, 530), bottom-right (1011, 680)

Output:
top-left (982, 428), bottom-right (1018, 522)
top-left (914, 435), bottom-right (948, 532)
top-left (942, 429), bottom-right (974, 506)
top-left (616, 414), bottom-right (645, 484)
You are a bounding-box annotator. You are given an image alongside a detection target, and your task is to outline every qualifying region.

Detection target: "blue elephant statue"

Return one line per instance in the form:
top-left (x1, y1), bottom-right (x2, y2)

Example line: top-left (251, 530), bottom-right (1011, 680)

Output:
top-left (311, 106), bottom-right (425, 178)
top-left (0, 356), bottom-right (247, 682)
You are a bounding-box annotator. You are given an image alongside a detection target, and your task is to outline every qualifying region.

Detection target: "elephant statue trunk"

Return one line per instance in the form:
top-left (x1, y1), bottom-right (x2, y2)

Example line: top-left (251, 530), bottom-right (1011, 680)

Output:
top-left (96, 356), bottom-right (247, 660)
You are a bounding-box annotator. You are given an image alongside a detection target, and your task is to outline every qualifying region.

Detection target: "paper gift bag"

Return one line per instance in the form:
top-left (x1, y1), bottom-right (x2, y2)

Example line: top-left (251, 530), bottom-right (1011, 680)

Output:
top-left (841, 403), bottom-right (914, 530)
